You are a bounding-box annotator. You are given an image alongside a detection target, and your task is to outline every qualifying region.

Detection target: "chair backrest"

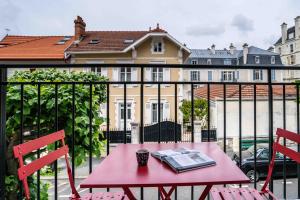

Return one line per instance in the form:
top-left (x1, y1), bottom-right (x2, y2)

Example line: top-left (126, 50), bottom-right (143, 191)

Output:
top-left (13, 130), bottom-right (80, 200)
top-left (261, 128), bottom-right (300, 192)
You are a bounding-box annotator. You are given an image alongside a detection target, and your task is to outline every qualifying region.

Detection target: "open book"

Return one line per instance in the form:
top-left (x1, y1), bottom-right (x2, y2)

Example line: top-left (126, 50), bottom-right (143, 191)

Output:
top-left (151, 148), bottom-right (216, 173)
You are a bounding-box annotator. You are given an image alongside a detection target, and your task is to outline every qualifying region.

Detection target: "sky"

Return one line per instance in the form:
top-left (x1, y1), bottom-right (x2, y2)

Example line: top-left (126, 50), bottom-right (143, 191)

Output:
top-left (0, 0), bottom-right (299, 50)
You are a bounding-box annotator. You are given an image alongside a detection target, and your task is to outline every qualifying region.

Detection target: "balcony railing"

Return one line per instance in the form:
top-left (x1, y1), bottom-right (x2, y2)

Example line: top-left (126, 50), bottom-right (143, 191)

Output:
top-left (0, 63), bottom-right (300, 199)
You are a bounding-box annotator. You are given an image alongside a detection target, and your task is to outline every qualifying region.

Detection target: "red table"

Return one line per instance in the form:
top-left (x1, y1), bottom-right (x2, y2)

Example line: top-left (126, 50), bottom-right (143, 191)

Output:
top-left (80, 143), bottom-right (250, 200)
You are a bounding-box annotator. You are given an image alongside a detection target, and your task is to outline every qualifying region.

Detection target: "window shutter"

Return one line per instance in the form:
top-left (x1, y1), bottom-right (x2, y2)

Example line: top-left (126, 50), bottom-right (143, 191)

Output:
top-left (132, 68), bottom-right (138, 87)
top-left (145, 68), bottom-right (152, 87)
top-left (236, 71), bottom-right (239, 80)
top-left (163, 68), bottom-right (170, 87)
top-left (260, 70), bottom-right (263, 80)
top-left (101, 68), bottom-right (108, 77)
top-left (145, 103), bottom-right (151, 124)
top-left (163, 103), bottom-right (170, 121)
top-left (112, 68), bottom-right (119, 87)
top-left (221, 72), bottom-right (224, 81)
top-left (190, 71), bottom-right (193, 81)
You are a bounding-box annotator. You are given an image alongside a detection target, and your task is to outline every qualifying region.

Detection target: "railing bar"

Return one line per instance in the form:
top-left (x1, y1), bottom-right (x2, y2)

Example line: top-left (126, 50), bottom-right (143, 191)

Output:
top-left (191, 83), bottom-right (194, 199)
top-left (238, 84), bottom-right (242, 188)
top-left (106, 83), bottom-right (110, 192)
top-left (140, 68), bottom-right (144, 200)
top-left (174, 83), bottom-right (178, 200)
top-left (297, 84), bottom-right (300, 199)
top-left (283, 84), bottom-right (286, 199)
top-left (267, 69), bottom-right (274, 191)
top-left (72, 83), bottom-right (75, 180)
top-left (158, 83), bottom-right (161, 143)
top-left (0, 68), bottom-right (7, 199)
top-left (254, 84), bottom-right (257, 189)
top-left (89, 83), bottom-right (93, 193)
top-left (37, 83), bottom-right (41, 200)
top-left (124, 83), bottom-right (127, 144)
top-left (19, 84), bottom-right (24, 199)
top-left (54, 84), bottom-right (58, 200)
top-left (207, 83), bottom-right (210, 142)
top-left (223, 84), bottom-right (226, 153)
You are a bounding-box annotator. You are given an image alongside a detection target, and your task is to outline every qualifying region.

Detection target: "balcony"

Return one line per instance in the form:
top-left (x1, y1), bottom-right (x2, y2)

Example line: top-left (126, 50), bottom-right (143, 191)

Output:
top-left (0, 64), bottom-right (300, 199)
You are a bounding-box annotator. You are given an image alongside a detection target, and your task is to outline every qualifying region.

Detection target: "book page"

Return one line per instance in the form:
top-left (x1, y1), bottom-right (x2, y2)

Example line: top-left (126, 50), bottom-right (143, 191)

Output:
top-left (172, 154), bottom-right (198, 166)
top-left (157, 149), bottom-right (181, 157)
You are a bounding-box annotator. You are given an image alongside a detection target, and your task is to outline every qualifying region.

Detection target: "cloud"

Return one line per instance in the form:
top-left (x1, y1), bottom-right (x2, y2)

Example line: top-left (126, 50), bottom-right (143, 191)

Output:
top-left (0, 0), bottom-right (21, 38)
top-left (186, 24), bottom-right (226, 36)
top-left (231, 14), bottom-right (254, 32)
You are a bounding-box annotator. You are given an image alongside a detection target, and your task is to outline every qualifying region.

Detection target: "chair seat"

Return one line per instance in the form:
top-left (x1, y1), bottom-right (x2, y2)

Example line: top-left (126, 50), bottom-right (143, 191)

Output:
top-left (210, 187), bottom-right (277, 200)
top-left (79, 192), bottom-right (129, 200)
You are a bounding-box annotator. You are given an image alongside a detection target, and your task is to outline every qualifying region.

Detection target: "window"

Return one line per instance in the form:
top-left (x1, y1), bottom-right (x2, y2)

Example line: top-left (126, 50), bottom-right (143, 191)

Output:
top-left (278, 47), bottom-right (281, 54)
top-left (120, 103), bottom-right (132, 120)
top-left (291, 55), bottom-right (295, 65)
top-left (152, 103), bottom-right (163, 123)
top-left (91, 67), bottom-right (101, 75)
top-left (258, 149), bottom-right (269, 160)
top-left (124, 39), bottom-right (134, 44)
top-left (224, 59), bottom-right (232, 65)
top-left (271, 56), bottom-right (275, 64)
top-left (255, 56), bottom-right (260, 64)
top-left (120, 67), bottom-right (131, 81)
top-left (253, 70), bottom-right (263, 81)
top-left (290, 44), bottom-right (294, 53)
top-left (208, 71), bottom-right (213, 81)
top-left (221, 71), bottom-right (235, 82)
top-left (190, 71), bottom-right (200, 81)
top-left (288, 32), bottom-right (295, 39)
top-left (152, 67), bottom-right (163, 81)
top-left (89, 39), bottom-right (100, 44)
top-left (191, 60), bottom-right (198, 65)
top-left (271, 70), bottom-right (276, 81)
top-left (153, 41), bottom-right (163, 53)
top-left (207, 59), bottom-right (212, 65)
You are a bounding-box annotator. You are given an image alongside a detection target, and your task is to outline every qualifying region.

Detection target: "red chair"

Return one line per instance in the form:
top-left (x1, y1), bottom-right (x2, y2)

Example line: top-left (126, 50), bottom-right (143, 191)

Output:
top-left (210, 128), bottom-right (300, 200)
top-left (13, 130), bottom-right (128, 200)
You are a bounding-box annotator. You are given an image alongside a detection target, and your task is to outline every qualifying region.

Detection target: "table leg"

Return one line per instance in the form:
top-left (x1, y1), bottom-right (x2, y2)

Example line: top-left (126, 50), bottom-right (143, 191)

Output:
top-left (198, 185), bottom-right (212, 200)
top-left (122, 187), bottom-right (137, 200)
top-left (158, 186), bottom-right (176, 200)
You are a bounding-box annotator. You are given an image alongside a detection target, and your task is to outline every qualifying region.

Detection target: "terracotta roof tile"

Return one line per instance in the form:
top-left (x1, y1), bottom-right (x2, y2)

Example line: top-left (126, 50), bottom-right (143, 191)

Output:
top-left (0, 35), bottom-right (74, 60)
top-left (195, 85), bottom-right (297, 100)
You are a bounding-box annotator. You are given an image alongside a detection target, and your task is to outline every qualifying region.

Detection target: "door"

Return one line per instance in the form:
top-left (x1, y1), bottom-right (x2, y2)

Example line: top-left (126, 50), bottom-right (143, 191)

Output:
top-left (119, 103), bottom-right (132, 129)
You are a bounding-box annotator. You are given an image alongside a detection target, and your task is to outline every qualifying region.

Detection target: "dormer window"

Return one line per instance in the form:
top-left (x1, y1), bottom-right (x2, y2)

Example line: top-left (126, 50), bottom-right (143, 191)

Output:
top-left (207, 59), bottom-right (212, 65)
top-left (191, 60), bottom-right (198, 65)
top-left (152, 38), bottom-right (164, 54)
top-left (271, 56), bottom-right (275, 64)
top-left (89, 39), bottom-right (100, 44)
top-left (124, 39), bottom-right (134, 44)
top-left (255, 56), bottom-right (260, 64)
top-left (57, 40), bottom-right (66, 45)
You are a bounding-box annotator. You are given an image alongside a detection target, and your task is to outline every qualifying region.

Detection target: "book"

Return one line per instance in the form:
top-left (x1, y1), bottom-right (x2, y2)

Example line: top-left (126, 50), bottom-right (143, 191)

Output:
top-left (151, 148), bottom-right (216, 173)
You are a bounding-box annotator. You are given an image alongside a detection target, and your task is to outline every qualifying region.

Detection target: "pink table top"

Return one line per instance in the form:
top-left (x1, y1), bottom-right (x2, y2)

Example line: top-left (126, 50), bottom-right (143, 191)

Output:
top-left (80, 143), bottom-right (250, 188)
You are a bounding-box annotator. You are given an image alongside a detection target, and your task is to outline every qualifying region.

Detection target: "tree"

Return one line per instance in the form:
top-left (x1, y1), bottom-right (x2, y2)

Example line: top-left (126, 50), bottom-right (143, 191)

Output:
top-left (5, 69), bottom-right (107, 199)
top-left (179, 98), bottom-right (208, 128)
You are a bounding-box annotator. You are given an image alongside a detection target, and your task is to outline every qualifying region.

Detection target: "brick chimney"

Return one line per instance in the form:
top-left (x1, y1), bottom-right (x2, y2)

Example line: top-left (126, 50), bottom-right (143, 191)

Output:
top-left (281, 22), bottom-right (287, 44)
top-left (243, 43), bottom-right (249, 64)
top-left (74, 16), bottom-right (86, 41)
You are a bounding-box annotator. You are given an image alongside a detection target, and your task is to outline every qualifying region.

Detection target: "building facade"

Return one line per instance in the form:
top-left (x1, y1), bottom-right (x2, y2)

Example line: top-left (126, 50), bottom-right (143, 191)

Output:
top-left (66, 16), bottom-right (190, 129)
top-left (274, 16), bottom-right (300, 81)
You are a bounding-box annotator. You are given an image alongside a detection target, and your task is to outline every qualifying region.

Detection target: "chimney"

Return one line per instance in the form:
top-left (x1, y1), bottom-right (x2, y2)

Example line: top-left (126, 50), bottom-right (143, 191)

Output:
top-left (281, 22), bottom-right (287, 44)
top-left (229, 43), bottom-right (236, 55)
top-left (268, 46), bottom-right (275, 52)
top-left (74, 16), bottom-right (86, 41)
top-left (211, 44), bottom-right (215, 54)
top-left (243, 43), bottom-right (249, 64)
top-left (295, 16), bottom-right (300, 39)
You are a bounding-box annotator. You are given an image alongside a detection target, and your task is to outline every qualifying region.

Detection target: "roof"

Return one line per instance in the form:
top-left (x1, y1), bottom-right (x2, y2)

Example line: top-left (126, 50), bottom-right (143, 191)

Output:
top-left (195, 85), bottom-right (296, 100)
top-left (0, 35), bottom-right (74, 60)
top-left (274, 26), bottom-right (295, 45)
top-left (247, 46), bottom-right (278, 55)
top-left (189, 49), bottom-right (241, 59)
top-left (67, 31), bottom-right (149, 52)
top-left (66, 26), bottom-right (190, 53)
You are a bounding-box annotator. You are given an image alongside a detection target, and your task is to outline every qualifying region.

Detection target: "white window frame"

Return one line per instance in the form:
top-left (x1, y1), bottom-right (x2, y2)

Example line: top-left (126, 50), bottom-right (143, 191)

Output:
top-left (271, 56), bottom-right (275, 64)
top-left (152, 67), bottom-right (163, 82)
top-left (255, 56), bottom-right (260, 64)
top-left (191, 60), bottom-right (198, 65)
top-left (151, 38), bottom-right (164, 54)
top-left (253, 69), bottom-right (263, 81)
top-left (271, 70), bottom-right (276, 81)
top-left (151, 103), bottom-right (164, 123)
top-left (120, 67), bottom-right (132, 82)
top-left (221, 71), bottom-right (235, 82)
top-left (91, 67), bottom-right (101, 75)
top-left (190, 70), bottom-right (200, 81)
top-left (119, 103), bottom-right (132, 120)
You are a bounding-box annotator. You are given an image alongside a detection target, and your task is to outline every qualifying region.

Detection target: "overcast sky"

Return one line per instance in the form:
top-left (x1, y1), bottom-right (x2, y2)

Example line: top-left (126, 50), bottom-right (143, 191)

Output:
top-left (0, 0), bottom-right (299, 50)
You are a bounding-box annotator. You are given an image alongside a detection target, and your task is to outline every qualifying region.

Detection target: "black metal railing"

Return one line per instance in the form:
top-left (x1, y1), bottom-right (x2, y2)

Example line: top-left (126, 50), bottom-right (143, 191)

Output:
top-left (0, 64), bottom-right (300, 200)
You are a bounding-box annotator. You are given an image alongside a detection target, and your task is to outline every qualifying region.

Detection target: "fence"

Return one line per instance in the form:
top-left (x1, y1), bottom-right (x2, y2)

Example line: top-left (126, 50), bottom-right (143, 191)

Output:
top-left (0, 63), bottom-right (300, 200)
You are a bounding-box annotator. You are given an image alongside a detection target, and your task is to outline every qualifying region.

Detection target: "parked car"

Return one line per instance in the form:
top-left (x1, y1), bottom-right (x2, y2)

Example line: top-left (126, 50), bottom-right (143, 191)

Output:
top-left (232, 144), bottom-right (298, 182)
